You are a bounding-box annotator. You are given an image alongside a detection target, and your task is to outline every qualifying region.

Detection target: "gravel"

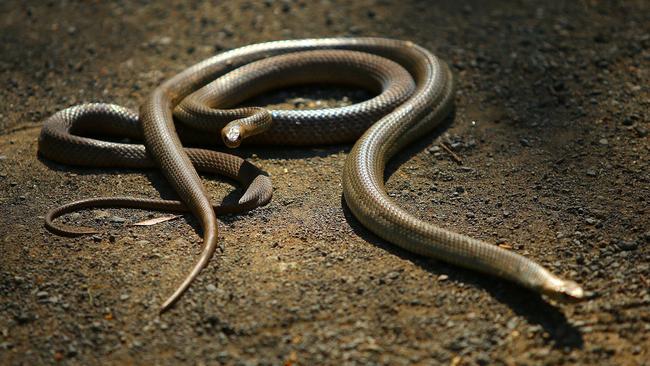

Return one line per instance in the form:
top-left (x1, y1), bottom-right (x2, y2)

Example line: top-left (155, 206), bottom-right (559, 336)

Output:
top-left (1, 1), bottom-right (649, 365)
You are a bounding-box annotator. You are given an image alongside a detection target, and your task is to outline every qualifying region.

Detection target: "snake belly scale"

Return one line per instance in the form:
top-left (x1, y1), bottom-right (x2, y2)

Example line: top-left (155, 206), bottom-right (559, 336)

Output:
top-left (39, 38), bottom-right (583, 312)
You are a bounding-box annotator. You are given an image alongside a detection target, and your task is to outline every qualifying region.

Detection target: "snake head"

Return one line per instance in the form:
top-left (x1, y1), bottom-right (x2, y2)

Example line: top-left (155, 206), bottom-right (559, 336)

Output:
top-left (222, 125), bottom-right (242, 148)
top-left (541, 278), bottom-right (585, 303)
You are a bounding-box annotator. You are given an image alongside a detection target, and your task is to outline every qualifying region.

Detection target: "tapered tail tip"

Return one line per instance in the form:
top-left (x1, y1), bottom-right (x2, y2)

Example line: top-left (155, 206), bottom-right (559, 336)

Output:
top-left (159, 295), bottom-right (177, 314)
top-left (158, 270), bottom-right (199, 314)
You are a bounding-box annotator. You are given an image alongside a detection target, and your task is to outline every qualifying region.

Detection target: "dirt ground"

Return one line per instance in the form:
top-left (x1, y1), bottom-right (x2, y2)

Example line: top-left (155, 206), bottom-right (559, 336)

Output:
top-left (1, 0), bottom-right (649, 365)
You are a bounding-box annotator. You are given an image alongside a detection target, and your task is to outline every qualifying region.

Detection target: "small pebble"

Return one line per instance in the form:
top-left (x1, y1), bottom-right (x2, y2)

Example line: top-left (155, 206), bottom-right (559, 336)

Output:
top-left (109, 216), bottom-right (127, 223)
top-left (617, 240), bottom-right (638, 251)
top-left (15, 312), bottom-right (33, 324)
top-left (622, 116), bottom-right (635, 126)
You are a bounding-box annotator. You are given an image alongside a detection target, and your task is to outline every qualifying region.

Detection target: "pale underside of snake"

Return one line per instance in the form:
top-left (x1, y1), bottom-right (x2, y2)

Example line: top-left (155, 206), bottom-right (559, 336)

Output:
top-left (39, 38), bottom-right (584, 313)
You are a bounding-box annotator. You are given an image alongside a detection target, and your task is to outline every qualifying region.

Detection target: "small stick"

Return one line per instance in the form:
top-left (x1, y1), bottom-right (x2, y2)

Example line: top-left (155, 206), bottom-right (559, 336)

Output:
top-left (440, 142), bottom-right (463, 165)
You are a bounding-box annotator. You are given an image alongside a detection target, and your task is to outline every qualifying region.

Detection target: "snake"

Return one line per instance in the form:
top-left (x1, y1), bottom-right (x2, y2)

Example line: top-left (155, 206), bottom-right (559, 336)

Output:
top-left (39, 38), bottom-right (584, 313)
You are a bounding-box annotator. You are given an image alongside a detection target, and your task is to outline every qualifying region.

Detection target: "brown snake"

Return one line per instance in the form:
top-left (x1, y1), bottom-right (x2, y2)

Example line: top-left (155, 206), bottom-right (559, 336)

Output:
top-left (39, 38), bottom-right (584, 312)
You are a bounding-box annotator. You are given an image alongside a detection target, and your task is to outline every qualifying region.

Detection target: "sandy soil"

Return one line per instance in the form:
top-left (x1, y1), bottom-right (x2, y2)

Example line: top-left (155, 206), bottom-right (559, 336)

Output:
top-left (1, 1), bottom-right (649, 365)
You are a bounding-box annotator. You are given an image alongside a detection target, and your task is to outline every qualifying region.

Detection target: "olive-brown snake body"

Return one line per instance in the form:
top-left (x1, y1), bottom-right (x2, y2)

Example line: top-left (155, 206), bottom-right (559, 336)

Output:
top-left (39, 38), bottom-right (583, 312)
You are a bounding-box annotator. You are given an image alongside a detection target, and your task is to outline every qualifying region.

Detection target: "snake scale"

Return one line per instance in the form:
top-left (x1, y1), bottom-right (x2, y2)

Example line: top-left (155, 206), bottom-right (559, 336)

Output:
top-left (39, 38), bottom-right (583, 312)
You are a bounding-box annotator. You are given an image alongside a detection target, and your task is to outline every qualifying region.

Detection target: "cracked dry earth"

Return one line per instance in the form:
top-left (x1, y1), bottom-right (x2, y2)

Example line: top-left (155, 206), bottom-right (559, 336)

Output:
top-left (1, 0), bottom-right (649, 365)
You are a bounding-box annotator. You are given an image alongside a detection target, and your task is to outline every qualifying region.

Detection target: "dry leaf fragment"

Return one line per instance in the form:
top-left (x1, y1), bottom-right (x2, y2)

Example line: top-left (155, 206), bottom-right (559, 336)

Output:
top-left (132, 215), bottom-right (180, 226)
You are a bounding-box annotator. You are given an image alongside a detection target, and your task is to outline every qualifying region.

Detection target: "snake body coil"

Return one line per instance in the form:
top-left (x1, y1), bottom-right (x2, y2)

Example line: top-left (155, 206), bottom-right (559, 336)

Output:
top-left (40, 38), bottom-right (583, 312)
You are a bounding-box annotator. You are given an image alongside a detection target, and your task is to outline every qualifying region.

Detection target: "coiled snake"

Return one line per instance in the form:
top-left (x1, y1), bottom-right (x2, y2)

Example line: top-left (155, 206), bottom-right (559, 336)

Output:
top-left (39, 38), bottom-right (584, 312)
